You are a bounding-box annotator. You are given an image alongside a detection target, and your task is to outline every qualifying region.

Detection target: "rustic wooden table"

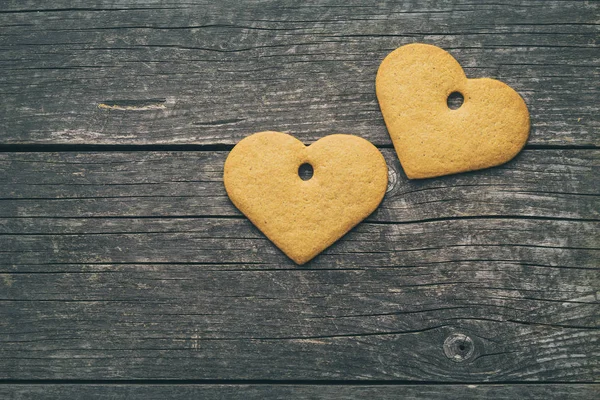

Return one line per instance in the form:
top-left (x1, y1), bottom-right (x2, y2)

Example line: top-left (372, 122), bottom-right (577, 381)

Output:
top-left (1, 1), bottom-right (598, 398)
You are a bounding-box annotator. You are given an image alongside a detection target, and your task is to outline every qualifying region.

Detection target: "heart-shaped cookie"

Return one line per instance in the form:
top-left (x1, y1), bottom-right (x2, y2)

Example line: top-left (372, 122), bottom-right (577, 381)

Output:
top-left (376, 43), bottom-right (530, 179)
top-left (224, 131), bottom-right (388, 264)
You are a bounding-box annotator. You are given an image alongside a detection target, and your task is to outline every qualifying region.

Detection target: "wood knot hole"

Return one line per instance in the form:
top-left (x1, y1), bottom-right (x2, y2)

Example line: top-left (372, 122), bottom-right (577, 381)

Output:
top-left (386, 165), bottom-right (397, 193)
top-left (443, 333), bottom-right (475, 363)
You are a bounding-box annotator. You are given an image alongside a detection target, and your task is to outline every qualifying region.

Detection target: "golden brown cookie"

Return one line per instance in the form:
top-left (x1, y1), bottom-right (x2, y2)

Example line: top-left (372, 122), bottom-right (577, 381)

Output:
top-left (376, 43), bottom-right (530, 179)
top-left (223, 131), bottom-right (388, 264)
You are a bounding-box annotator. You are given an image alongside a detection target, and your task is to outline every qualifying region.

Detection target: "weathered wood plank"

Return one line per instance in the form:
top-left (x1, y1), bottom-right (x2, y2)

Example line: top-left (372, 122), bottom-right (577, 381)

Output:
top-left (1, 384), bottom-right (598, 400)
top-left (2, 216), bottom-right (599, 268)
top-left (0, 149), bottom-right (598, 221)
top-left (0, 0), bottom-right (597, 146)
top-left (1, 0), bottom-right (598, 385)
top-left (0, 147), bottom-right (598, 380)
top-left (0, 214), bottom-right (598, 380)
top-left (0, 265), bottom-right (598, 381)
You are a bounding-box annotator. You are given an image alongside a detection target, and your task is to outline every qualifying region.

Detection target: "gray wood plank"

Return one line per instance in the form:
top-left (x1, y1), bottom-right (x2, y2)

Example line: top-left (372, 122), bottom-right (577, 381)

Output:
top-left (0, 0), bottom-right (597, 146)
top-left (1, 0), bottom-right (598, 384)
top-left (0, 149), bottom-right (598, 221)
top-left (1, 384), bottom-right (598, 400)
top-left (2, 217), bottom-right (598, 268)
top-left (0, 146), bottom-right (598, 380)
top-left (0, 216), bottom-right (598, 380)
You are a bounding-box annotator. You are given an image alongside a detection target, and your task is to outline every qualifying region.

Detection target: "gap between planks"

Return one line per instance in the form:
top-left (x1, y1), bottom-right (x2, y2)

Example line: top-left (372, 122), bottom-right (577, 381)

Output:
top-left (0, 144), bottom-right (597, 153)
top-left (1, 379), bottom-right (599, 385)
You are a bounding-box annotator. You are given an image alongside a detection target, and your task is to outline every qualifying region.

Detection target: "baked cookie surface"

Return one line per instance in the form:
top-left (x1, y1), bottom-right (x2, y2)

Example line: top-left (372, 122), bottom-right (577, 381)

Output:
top-left (224, 131), bottom-right (388, 264)
top-left (376, 43), bottom-right (530, 179)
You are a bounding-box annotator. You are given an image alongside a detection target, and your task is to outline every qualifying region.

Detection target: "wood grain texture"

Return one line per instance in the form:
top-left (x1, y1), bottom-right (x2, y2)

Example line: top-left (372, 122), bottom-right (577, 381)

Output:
top-left (0, 149), bottom-right (597, 221)
top-left (0, 147), bottom-right (598, 380)
top-left (0, 0), bottom-right (598, 390)
top-left (1, 258), bottom-right (598, 380)
top-left (1, 384), bottom-right (598, 400)
top-left (0, 0), bottom-right (598, 146)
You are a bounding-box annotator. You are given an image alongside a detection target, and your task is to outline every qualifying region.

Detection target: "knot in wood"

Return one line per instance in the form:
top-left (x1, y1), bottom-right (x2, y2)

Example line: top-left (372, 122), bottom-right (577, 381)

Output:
top-left (443, 333), bottom-right (475, 363)
top-left (386, 163), bottom-right (398, 193)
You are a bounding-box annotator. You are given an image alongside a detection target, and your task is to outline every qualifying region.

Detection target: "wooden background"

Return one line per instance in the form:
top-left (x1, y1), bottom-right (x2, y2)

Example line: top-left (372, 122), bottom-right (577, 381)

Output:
top-left (0, 0), bottom-right (598, 398)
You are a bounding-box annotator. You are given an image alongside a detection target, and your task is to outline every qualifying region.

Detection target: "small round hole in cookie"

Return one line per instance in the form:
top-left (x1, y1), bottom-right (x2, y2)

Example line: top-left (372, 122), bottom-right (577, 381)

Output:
top-left (447, 91), bottom-right (464, 110)
top-left (298, 163), bottom-right (314, 181)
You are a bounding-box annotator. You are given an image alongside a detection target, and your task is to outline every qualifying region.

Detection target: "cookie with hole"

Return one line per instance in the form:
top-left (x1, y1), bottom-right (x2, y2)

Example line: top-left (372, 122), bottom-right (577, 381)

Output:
top-left (376, 43), bottom-right (530, 179)
top-left (223, 131), bottom-right (388, 265)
